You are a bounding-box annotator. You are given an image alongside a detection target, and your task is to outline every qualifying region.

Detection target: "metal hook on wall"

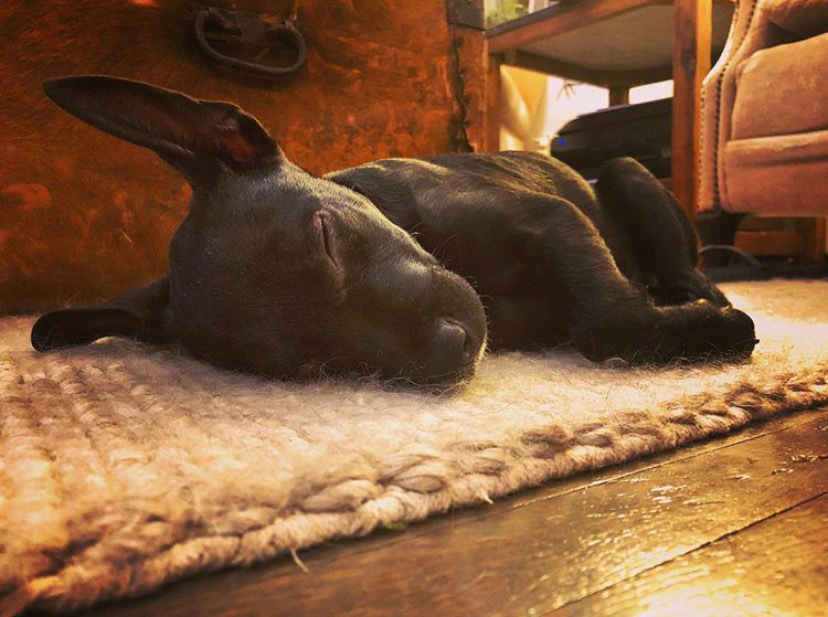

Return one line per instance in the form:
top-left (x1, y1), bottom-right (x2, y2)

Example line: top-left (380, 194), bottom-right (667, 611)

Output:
top-left (194, 2), bottom-right (306, 80)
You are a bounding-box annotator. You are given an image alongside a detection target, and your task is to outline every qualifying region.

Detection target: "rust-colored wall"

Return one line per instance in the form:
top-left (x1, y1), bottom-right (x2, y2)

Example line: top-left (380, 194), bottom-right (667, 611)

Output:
top-left (0, 0), bottom-right (486, 313)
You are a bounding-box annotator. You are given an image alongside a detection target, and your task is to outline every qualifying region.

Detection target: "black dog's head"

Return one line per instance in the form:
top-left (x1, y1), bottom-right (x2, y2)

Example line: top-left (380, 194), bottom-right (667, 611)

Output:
top-left (31, 76), bottom-right (486, 387)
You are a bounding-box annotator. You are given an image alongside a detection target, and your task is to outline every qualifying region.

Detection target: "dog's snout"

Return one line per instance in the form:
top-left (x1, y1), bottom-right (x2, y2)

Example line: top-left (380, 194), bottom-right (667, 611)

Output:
top-left (433, 318), bottom-right (480, 366)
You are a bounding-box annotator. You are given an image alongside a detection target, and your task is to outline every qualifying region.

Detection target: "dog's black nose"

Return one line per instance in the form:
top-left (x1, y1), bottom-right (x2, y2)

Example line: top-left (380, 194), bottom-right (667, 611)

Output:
top-left (432, 318), bottom-right (480, 366)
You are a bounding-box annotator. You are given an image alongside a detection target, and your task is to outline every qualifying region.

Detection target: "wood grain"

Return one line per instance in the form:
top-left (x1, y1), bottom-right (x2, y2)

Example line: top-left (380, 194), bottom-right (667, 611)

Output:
top-left (76, 410), bottom-right (828, 617)
top-left (548, 493), bottom-right (828, 616)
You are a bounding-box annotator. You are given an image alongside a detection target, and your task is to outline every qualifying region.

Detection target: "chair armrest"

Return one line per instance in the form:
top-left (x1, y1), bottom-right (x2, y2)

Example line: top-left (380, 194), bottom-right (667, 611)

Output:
top-left (763, 0), bottom-right (828, 38)
top-left (699, 0), bottom-right (794, 211)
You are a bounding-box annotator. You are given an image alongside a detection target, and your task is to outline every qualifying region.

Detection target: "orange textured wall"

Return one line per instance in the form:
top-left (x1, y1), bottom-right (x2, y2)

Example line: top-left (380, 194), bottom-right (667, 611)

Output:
top-left (0, 0), bottom-right (485, 313)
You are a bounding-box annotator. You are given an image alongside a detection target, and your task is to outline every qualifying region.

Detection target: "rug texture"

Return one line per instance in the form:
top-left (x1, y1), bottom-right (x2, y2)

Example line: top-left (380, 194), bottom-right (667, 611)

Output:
top-left (2, 280), bottom-right (827, 615)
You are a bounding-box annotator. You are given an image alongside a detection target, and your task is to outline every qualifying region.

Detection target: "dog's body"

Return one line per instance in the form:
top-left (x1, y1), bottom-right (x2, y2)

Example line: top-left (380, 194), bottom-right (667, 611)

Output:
top-left (32, 76), bottom-right (756, 387)
top-left (326, 152), bottom-right (748, 359)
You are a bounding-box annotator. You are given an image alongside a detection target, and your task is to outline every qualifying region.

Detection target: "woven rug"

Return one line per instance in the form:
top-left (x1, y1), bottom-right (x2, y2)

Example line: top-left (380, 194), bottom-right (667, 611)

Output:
top-left (2, 280), bottom-right (827, 615)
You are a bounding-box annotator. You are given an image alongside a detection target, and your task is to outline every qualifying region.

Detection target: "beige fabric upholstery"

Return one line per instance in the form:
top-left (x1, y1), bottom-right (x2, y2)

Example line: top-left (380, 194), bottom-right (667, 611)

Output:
top-left (699, 0), bottom-right (828, 215)
top-left (732, 33), bottom-right (828, 140)
top-left (764, 0), bottom-right (828, 36)
top-left (723, 130), bottom-right (828, 214)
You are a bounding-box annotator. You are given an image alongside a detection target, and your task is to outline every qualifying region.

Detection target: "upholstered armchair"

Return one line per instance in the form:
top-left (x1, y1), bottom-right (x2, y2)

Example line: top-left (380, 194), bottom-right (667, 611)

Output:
top-left (698, 0), bottom-right (828, 247)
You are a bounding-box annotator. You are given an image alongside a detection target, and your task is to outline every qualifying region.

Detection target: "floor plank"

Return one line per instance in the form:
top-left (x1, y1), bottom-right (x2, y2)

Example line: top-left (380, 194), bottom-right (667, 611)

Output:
top-left (549, 493), bottom-right (828, 617)
top-left (77, 409), bottom-right (828, 617)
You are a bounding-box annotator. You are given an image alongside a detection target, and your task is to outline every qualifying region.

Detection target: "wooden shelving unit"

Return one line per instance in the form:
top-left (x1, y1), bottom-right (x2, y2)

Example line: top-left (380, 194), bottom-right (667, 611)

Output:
top-left (485, 0), bottom-right (736, 216)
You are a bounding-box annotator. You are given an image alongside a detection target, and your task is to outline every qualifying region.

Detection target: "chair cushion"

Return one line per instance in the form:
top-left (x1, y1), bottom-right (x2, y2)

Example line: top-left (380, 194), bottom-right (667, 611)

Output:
top-left (762, 0), bottom-right (828, 37)
top-left (722, 129), bottom-right (828, 215)
top-left (732, 32), bottom-right (828, 140)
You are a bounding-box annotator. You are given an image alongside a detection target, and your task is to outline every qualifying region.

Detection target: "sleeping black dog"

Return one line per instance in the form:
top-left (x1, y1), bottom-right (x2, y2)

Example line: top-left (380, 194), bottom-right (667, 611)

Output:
top-left (31, 76), bottom-right (757, 387)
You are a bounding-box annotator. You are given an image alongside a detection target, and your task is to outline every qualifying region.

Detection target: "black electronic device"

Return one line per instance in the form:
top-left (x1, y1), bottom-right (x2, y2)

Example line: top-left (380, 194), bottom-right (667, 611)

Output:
top-left (550, 97), bottom-right (672, 181)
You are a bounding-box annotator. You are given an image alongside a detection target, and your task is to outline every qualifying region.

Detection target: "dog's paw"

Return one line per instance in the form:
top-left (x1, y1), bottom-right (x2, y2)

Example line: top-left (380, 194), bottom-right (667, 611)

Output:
top-left (661, 301), bottom-right (757, 363)
top-left (705, 306), bottom-right (757, 358)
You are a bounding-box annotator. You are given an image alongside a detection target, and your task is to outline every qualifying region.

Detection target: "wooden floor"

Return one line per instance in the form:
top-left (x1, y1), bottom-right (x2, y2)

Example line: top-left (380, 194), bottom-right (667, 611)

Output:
top-left (75, 407), bottom-right (828, 617)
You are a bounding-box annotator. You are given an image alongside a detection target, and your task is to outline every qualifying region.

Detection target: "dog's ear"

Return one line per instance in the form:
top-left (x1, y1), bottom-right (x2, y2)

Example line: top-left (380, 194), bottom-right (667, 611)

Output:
top-left (32, 277), bottom-right (172, 352)
top-left (43, 75), bottom-right (280, 184)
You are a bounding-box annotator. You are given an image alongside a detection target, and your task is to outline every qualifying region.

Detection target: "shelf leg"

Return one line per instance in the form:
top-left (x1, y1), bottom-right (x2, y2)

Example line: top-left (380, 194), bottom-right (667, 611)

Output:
top-left (485, 52), bottom-right (503, 153)
top-left (672, 0), bottom-right (712, 218)
top-left (609, 86), bottom-right (630, 107)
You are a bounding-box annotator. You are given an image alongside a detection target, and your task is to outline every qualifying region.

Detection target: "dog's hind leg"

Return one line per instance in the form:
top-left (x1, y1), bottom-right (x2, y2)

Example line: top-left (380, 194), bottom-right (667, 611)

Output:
top-left (513, 195), bottom-right (755, 363)
top-left (596, 157), bottom-right (730, 307)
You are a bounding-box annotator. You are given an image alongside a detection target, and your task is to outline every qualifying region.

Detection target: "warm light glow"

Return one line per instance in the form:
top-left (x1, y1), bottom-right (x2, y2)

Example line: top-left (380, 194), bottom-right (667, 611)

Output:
top-left (636, 584), bottom-right (778, 617)
top-left (130, 0), bottom-right (159, 6)
top-left (630, 80), bottom-right (674, 104)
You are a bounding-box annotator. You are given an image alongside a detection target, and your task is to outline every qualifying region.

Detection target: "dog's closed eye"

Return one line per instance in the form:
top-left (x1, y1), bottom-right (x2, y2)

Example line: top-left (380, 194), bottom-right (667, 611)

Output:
top-left (314, 210), bottom-right (340, 270)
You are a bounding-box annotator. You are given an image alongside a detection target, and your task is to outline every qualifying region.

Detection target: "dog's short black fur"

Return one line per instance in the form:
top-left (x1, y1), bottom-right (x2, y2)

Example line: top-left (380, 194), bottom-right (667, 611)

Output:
top-left (31, 76), bottom-right (756, 387)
